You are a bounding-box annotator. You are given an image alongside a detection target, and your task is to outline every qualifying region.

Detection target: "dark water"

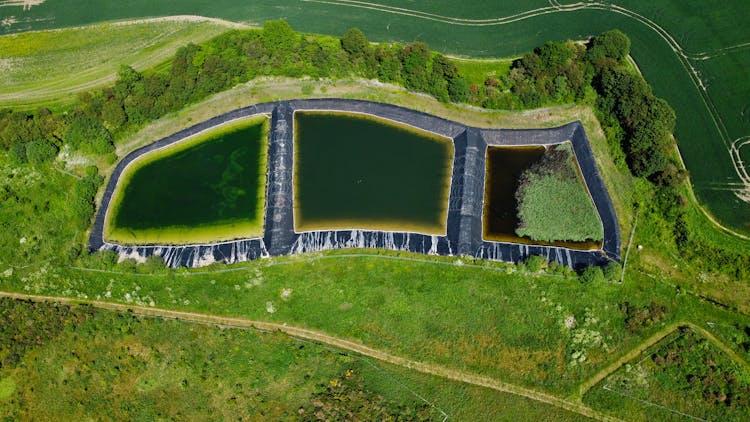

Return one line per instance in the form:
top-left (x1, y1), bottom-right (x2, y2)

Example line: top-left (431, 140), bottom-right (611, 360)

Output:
top-left (483, 145), bottom-right (601, 250)
top-left (294, 112), bottom-right (453, 233)
top-left (113, 121), bottom-right (266, 231)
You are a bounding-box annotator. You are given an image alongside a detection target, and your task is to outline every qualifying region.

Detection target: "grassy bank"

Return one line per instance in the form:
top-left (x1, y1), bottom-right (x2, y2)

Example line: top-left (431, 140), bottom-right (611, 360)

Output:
top-left (0, 297), bottom-right (586, 421)
top-left (0, 20), bottom-right (235, 110)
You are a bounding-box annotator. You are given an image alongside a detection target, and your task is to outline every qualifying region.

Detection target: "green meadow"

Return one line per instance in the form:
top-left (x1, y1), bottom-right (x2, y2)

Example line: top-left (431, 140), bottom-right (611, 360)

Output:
top-left (0, 298), bottom-right (587, 421)
top-left (106, 115), bottom-right (268, 245)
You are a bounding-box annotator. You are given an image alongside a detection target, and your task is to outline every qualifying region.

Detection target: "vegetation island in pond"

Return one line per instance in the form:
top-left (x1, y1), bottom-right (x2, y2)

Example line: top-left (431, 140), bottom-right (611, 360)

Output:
top-left (105, 116), bottom-right (268, 245)
top-left (483, 143), bottom-right (603, 250)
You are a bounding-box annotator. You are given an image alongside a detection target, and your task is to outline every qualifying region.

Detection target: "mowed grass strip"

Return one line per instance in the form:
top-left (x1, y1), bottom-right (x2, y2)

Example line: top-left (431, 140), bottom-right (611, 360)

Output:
top-left (0, 20), bottom-right (232, 110)
top-left (105, 115), bottom-right (268, 245)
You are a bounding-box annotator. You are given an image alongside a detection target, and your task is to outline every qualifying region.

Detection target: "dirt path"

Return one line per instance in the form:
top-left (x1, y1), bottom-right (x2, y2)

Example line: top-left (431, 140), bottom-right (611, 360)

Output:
top-left (577, 321), bottom-right (749, 398)
top-left (0, 290), bottom-right (618, 422)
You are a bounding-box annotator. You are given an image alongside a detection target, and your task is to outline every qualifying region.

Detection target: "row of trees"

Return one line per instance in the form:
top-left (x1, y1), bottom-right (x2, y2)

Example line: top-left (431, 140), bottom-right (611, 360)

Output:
top-left (0, 24), bottom-right (673, 187)
top-left (0, 21), bottom-right (473, 166)
top-left (0, 24), bottom-right (682, 183)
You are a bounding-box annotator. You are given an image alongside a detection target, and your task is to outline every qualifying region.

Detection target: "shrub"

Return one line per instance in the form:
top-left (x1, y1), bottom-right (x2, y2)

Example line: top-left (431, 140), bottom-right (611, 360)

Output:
top-left (603, 261), bottom-right (622, 281)
top-left (579, 265), bottom-right (604, 284)
top-left (25, 140), bottom-right (58, 164)
top-left (619, 301), bottom-right (667, 332)
top-left (64, 116), bottom-right (115, 155)
top-left (525, 255), bottom-right (547, 273)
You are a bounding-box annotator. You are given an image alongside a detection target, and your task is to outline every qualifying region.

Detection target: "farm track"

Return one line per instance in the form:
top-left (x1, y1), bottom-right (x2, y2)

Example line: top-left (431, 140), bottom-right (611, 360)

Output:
top-left (0, 290), bottom-right (618, 422)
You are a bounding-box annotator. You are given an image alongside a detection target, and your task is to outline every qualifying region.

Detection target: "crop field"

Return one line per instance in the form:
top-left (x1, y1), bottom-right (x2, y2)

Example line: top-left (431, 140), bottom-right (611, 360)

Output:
top-left (3, 0), bottom-right (747, 233)
top-left (0, 19), bottom-right (233, 110)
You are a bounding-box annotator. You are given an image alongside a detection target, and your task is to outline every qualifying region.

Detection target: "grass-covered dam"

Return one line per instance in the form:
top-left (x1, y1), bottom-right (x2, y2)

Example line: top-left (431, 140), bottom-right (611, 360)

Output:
top-left (89, 99), bottom-right (619, 268)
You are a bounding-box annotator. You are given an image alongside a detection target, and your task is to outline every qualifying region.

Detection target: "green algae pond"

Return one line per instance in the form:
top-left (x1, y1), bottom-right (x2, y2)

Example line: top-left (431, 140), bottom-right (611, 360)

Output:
top-left (105, 116), bottom-right (269, 244)
top-left (483, 144), bottom-right (602, 250)
top-left (293, 111), bottom-right (454, 234)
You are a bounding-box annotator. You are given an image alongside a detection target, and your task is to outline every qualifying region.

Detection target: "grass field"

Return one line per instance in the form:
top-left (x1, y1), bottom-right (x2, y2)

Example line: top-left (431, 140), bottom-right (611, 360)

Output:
top-left (4, 0), bottom-right (747, 234)
top-left (0, 19), bottom-right (235, 110)
top-left (5, 246), bottom-right (750, 397)
top-left (0, 298), bottom-right (587, 421)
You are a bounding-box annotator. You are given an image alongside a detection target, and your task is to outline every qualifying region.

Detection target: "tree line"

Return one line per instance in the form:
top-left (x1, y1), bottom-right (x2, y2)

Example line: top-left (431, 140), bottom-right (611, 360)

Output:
top-left (0, 22), bottom-right (672, 185)
top-left (2, 21), bottom-right (744, 278)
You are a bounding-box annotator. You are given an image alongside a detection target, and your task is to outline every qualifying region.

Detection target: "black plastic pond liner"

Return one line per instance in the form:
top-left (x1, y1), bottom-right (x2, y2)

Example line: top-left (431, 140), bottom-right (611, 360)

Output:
top-left (90, 99), bottom-right (620, 268)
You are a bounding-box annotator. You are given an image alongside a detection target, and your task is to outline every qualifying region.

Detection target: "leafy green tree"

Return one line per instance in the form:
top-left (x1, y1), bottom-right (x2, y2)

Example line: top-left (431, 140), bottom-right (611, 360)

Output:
top-left (101, 97), bottom-right (127, 129)
top-left (401, 42), bottom-right (430, 92)
top-left (587, 29), bottom-right (631, 63)
top-left (374, 45), bottom-right (402, 82)
top-left (64, 116), bottom-right (115, 154)
top-left (262, 20), bottom-right (298, 53)
top-left (25, 140), bottom-right (58, 164)
top-left (579, 265), bottom-right (605, 284)
top-left (538, 41), bottom-right (572, 72)
top-left (341, 28), bottom-right (369, 58)
top-left (8, 142), bottom-right (27, 165)
top-left (114, 65), bottom-right (143, 100)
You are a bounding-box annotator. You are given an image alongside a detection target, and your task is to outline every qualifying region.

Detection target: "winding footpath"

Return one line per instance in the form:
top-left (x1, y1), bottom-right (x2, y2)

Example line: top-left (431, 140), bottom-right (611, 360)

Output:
top-left (0, 290), bottom-right (618, 422)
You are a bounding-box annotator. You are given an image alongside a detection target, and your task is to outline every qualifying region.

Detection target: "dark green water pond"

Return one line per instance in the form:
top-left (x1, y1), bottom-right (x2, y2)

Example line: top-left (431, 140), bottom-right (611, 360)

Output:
top-left (111, 118), bottom-right (267, 239)
top-left (483, 145), bottom-right (600, 250)
top-left (294, 111), bottom-right (453, 234)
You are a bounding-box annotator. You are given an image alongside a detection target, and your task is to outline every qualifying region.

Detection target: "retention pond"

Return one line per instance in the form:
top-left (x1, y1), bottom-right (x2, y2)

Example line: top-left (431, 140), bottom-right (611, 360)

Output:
top-left (293, 111), bottom-right (454, 234)
top-left (105, 116), bottom-right (268, 245)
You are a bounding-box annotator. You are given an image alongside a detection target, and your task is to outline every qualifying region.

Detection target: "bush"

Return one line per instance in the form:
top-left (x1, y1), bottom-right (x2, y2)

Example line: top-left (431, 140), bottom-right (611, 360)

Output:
top-left (619, 301), bottom-right (667, 332)
top-left (8, 142), bottom-right (27, 165)
top-left (64, 116), bottom-right (115, 155)
top-left (142, 254), bottom-right (166, 273)
top-left (525, 255), bottom-right (547, 273)
top-left (579, 265), bottom-right (604, 284)
top-left (25, 140), bottom-right (58, 164)
top-left (71, 166), bottom-right (104, 228)
top-left (603, 261), bottom-right (622, 281)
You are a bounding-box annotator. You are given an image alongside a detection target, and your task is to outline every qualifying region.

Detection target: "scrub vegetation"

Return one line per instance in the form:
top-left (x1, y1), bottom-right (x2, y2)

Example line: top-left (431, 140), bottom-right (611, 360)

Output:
top-left (584, 327), bottom-right (750, 421)
top-left (515, 143), bottom-right (603, 242)
top-left (0, 297), bottom-right (587, 421)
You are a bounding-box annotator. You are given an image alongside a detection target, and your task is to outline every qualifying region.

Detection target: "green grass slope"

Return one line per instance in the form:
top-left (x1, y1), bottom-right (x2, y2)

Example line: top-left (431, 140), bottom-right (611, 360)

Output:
top-left (0, 297), bottom-right (587, 421)
top-left (0, 20), bottom-right (234, 110)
